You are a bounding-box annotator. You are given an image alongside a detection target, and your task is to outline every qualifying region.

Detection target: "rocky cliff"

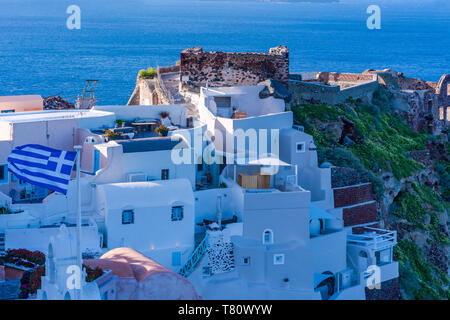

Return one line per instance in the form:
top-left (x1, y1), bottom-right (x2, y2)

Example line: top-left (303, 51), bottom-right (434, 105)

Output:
top-left (290, 87), bottom-right (449, 299)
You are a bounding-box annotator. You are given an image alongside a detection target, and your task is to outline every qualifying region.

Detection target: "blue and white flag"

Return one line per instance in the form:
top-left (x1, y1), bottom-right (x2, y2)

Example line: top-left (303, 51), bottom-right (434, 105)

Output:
top-left (7, 144), bottom-right (77, 195)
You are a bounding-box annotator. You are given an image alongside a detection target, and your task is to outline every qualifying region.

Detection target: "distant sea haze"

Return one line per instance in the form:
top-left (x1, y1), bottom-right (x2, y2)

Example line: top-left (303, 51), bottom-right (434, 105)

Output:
top-left (0, 0), bottom-right (448, 105)
top-left (207, 0), bottom-right (339, 2)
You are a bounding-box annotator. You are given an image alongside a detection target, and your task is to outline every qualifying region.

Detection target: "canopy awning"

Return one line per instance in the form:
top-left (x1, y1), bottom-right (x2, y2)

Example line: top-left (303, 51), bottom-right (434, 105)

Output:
top-left (248, 156), bottom-right (291, 167)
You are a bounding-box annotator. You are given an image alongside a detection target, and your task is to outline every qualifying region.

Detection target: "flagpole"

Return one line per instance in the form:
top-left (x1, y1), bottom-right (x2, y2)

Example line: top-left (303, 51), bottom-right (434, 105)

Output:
top-left (74, 145), bottom-right (82, 300)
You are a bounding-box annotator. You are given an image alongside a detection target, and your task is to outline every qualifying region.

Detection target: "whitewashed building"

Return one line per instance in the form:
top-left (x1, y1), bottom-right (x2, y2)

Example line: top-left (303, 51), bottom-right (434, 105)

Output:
top-left (0, 82), bottom-right (398, 300)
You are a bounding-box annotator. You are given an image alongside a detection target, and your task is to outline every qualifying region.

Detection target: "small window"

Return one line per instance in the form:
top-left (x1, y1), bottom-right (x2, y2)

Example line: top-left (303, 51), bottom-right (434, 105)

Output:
top-left (242, 257), bottom-right (251, 266)
top-left (439, 107), bottom-right (444, 120)
top-left (122, 210), bottom-right (134, 225)
top-left (263, 229), bottom-right (274, 244)
top-left (161, 169), bottom-right (169, 180)
top-left (273, 254), bottom-right (285, 265)
top-left (1, 109), bottom-right (14, 113)
top-left (0, 164), bottom-right (8, 184)
top-left (171, 206), bottom-right (184, 221)
top-left (296, 142), bottom-right (306, 153)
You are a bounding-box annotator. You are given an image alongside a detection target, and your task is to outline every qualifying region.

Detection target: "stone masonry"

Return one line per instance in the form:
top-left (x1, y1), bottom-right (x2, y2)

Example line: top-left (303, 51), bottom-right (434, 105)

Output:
top-left (180, 46), bottom-right (290, 89)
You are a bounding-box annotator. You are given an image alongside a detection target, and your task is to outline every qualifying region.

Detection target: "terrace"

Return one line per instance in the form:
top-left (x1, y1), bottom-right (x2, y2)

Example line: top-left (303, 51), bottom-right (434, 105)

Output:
top-left (346, 224), bottom-right (399, 283)
top-left (347, 225), bottom-right (397, 253)
top-left (221, 158), bottom-right (301, 194)
top-left (200, 85), bottom-right (286, 119)
top-left (91, 115), bottom-right (191, 142)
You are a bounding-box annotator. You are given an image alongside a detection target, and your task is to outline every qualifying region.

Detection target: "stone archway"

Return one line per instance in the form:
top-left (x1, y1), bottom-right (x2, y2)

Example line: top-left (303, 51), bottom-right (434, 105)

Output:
top-left (152, 90), bottom-right (159, 105)
top-left (436, 75), bottom-right (450, 124)
top-left (436, 74), bottom-right (450, 97)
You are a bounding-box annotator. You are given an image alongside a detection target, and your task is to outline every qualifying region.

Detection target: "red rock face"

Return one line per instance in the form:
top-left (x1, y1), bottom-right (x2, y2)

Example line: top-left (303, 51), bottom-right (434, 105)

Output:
top-left (180, 46), bottom-right (289, 88)
top-left (342, 202), bottom-right (378, 227)
top-left (318, 72), bottom-right (376, 85)
top-left (334, 184), bottom-right (375, 208)
top-left (365, 278), bottom-right (401, 300)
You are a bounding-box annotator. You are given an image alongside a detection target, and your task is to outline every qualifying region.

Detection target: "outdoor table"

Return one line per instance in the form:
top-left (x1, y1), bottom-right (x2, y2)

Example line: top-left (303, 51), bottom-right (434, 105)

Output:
top-left (131, 121), bottom-right (158, 132)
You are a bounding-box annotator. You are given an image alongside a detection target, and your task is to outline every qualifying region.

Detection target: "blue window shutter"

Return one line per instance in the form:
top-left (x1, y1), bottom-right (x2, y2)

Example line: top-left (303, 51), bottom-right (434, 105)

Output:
top-left (93, 149), bottom-right (100, 173)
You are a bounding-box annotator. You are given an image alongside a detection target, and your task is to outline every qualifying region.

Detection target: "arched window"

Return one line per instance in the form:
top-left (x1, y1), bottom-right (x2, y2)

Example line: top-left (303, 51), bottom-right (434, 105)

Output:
top-left (122, 210), bottom-right (134, 225)
top-left (359, 251), bottom-right (368, 258)
top-left (262, 229), bottom-right (274, 244)
top-left (64, 292), bottom-right (71, 300)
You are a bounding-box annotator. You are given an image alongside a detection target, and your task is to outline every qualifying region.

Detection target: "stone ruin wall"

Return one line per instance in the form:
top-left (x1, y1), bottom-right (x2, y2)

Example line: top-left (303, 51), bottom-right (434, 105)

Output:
top-left (128, 77), bottom-right (171, 106)
top-left (289, 69), bottom-right (449, 134)
top-left (317, 72), bottom-right (377, 89)
top-left (289, 72), bottom-right (378, 106)
top-left (390, 73), bottom-right (450, 134)
top-left (180, 46), bottom-right (290, 89)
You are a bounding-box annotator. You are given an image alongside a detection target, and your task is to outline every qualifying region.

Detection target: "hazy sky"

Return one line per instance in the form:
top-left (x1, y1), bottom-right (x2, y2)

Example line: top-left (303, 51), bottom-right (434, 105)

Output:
top-left (0, 0), bottom-right (448, 18)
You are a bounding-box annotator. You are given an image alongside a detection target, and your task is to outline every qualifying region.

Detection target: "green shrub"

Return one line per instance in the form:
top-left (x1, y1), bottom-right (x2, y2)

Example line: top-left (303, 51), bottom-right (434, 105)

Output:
top-left (412, 184), bottom-right (445, 212)
top-left (395, 239), bottom-right (450, 300)
top-left (139, 67), bottom-right (156, 79)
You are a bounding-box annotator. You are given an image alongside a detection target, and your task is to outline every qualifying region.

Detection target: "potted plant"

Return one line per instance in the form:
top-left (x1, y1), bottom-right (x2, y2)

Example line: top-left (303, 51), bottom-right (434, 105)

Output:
top-left (155, 125), bottom-right (169, 137)
top-left (116, 119), bottom-right (125, 128)
top-left (104, 129), bottom-right (120, 141)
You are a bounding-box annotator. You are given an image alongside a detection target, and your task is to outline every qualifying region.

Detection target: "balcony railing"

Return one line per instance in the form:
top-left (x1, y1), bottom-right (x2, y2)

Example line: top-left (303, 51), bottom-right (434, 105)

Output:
top-left (347, 226), bottom-right (397, 251)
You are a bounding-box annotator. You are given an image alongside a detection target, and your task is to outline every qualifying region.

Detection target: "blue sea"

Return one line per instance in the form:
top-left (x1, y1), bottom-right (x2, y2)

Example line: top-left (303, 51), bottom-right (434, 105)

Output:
top-left (0, 0), bottom-right (449, 105)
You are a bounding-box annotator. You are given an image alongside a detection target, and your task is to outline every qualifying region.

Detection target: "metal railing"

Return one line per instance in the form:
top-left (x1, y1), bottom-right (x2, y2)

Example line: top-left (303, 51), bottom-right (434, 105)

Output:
top-left (347, 226), bottom-right (397, 251)
top-left (178, 233), bottom-right (209, 278)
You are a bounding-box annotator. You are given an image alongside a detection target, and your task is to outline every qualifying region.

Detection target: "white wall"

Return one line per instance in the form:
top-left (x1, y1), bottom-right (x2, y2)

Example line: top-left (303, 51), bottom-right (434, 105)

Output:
top-left (122, 149), bottom-right (196, 188)
top-left (105, 204), bottom-right (194, 251)
top-left (193, 188), bottom-right (233, 231)
top-left (5, 225), bottom-right (101, 254)
top-left (202, 86), bottom-right (285, 117)
top-left (93, 105), bottom-right (188, 127)
top-left (309, 230), bottom-right (347, 274)
top-left (97, 180), bottom-right (195, 268)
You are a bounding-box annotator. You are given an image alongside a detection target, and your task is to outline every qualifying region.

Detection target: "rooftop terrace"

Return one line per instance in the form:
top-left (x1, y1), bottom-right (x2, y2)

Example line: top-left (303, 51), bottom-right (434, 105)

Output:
top-left (0, 109), bottom-right (113, 123)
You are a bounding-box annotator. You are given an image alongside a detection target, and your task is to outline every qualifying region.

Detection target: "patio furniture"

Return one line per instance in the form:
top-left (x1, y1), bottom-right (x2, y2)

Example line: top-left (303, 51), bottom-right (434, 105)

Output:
top-left (233, 110), bottom-right (247, 119)
top-left (131, 121), bottom-right (158, 133)
top-left (160, 117), bottom-right (179, 131)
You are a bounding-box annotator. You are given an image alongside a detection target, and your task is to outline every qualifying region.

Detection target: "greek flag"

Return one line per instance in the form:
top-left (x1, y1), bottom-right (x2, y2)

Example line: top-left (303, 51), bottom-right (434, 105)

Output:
top-left (7, 144), bottom-right (77, 195)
